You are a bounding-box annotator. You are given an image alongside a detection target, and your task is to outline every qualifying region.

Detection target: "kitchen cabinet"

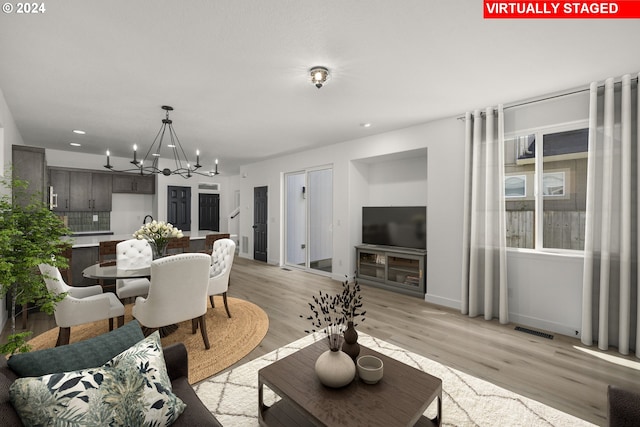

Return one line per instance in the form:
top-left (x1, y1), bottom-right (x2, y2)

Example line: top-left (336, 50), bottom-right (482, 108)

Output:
top-left (49, 168), bottom-right (70, 211)
top-left (11, 145), bottom-right (47, 206)
top-left (49, 168), bottom-right (112, 211)
top-left (112, 173), bottom-right (155, 194)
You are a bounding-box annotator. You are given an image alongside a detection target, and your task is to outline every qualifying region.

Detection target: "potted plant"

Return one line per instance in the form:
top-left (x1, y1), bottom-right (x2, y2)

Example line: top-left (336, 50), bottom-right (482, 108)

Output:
top-left (0, 173), bottom-right (71, 355)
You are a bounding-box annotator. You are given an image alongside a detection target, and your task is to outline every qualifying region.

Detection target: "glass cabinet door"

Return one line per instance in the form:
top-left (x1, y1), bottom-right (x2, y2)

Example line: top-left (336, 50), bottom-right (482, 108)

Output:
top-left (387, 255), bottom-right (421, 288)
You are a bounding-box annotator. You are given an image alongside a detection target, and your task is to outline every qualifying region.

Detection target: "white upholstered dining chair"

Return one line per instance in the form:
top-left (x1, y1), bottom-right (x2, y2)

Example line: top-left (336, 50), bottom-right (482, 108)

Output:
top-left (115, 239), bottom-right (152, 301)
top-left (132, 253), bottom-right (212, 349)
top-left (208, 238), bottom-right (236, 318)
top-left (38, 263), bottom-right (125, 346)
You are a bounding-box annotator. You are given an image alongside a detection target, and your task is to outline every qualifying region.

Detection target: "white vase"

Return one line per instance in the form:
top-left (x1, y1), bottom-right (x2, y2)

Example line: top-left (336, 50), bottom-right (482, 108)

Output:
top-left (315, 349), bottom-right (356, 388)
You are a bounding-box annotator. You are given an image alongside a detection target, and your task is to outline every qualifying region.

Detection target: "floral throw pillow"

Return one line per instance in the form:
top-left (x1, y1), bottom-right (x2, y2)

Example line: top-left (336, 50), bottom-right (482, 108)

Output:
top-left (9, 332), bottom-right (186, 426)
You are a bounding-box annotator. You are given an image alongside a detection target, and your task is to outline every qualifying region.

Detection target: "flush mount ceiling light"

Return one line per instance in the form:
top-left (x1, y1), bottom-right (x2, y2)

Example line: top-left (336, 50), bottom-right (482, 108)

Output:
top-left (309, 66), bottom-right (330, 89)
top-left (104, 105), bottom-right (219, 178)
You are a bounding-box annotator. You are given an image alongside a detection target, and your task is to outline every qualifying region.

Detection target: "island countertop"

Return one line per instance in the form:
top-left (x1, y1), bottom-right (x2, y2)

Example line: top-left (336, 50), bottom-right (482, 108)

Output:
top-left (66, 230), bottom-right (212, 248)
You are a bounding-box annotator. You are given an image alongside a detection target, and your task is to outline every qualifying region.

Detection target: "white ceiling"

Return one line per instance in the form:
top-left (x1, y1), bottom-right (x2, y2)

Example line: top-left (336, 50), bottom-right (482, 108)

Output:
top-left (1, 1), bottom-right (639, 175)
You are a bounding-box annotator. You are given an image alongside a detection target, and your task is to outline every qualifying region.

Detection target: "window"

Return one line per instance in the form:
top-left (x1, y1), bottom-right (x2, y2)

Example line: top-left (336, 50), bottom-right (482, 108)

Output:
top-left (542, 172), bottom-right (565, 196)
top-left (504, 175), bottom-right (526, 198)
top-left (504, 124), bottom-right (587, 251)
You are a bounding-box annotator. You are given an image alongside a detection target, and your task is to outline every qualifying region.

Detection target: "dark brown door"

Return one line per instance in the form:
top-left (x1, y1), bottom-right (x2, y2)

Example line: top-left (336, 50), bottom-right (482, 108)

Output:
top-left (167, 186), bottom-right (191, 231)
top-left (199, 193), bottom-right (220, 231)
top-left (253, 186), bottom-right (268, 262)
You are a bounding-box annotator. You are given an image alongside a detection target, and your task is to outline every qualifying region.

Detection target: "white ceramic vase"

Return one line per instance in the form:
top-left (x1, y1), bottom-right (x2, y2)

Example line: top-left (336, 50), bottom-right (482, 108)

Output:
top-left (315, 349), bottom-right (356, 388)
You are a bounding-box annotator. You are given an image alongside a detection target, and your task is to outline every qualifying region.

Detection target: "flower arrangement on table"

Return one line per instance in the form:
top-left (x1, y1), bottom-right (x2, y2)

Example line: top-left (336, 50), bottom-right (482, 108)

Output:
top-left (133, 220), bottom-right (183, 259)
top-left (301, 275), bottom-right (366, 351)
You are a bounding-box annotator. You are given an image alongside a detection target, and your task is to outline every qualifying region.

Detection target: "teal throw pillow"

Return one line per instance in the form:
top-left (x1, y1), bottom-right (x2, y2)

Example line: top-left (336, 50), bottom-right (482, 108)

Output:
top-left (8, 319), bottom-right (145, 377)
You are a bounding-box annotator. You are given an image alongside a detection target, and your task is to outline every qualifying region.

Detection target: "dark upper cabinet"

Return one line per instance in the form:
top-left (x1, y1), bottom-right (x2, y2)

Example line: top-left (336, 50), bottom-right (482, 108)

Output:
top-left (50, 168), bottom-right (112, 212)
top-left (11, 145), bottom-right (47, 206)
top-left (49, 168), bottom-right (70, 211)
top-left (69, 171), bottom-right (92, 211)
top-left (112, 173), bottom-right (155, 194)
top-left (89, 173), bottom-right (112, 210)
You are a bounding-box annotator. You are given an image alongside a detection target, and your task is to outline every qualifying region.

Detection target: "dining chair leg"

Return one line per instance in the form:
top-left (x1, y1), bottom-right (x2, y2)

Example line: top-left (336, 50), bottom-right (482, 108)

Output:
top-left (141, 326), bottom-right (158, 337)
top-left (56, 327), bottom-right (70, 347)
top-left (108, 318), bottom-right (114, 331)
top-left (222, 292), bottom-right (232, 318)
top-left (199, 315), bottom-right (210, 350)
top-left (191, 318), bottom-right (198, 334)
top-left (117, 315), bottom-right (124, 328)
top-left (209, 295), bottom-right (215, 308)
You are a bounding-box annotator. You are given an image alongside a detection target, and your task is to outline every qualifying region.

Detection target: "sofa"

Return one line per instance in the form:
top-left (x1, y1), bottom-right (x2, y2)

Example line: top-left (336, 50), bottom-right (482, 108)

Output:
top-left (608, 384), bottom-right (640, 427)
top-left (0, 320), bottom-right (222, 426)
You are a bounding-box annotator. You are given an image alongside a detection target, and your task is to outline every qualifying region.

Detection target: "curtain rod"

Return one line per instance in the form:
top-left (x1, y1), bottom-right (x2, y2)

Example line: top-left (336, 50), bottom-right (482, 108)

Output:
top-left (456, 75), bottom-right (639, 121)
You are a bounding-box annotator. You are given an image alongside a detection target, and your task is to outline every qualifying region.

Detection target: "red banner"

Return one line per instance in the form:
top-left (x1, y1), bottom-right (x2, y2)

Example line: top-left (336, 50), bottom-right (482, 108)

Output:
top-left (484, 1), bottom-right (640, 18)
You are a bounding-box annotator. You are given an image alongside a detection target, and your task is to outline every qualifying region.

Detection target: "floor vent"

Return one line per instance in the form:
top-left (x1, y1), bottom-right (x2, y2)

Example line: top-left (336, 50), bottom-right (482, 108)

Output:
top-left (281, 268), bottom-right (291, 271)
top-left (515, 326), bottom-right (554, 340)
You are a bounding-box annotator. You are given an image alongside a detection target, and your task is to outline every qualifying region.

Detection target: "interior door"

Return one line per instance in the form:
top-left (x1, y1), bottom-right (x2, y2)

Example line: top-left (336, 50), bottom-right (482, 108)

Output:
top-left (253, 186), bottom-right (268, 262)
top-left (167, 186), bottom-right (191, 231)
top-left (199, 193), bottom-right (220, 231)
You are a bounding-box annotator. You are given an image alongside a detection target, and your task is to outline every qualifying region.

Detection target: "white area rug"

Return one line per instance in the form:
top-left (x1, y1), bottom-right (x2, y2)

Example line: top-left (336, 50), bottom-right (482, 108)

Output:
top-left (194, 333), bottom-right (595, 426)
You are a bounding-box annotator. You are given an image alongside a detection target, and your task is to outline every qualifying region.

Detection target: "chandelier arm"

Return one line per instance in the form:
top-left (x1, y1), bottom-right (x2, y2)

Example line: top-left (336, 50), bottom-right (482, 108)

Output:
top-left (143, 124), bottom-right (164, 163)
top-left (168, 125), bottom-right (186, 171)
top-left (171, 124), bottom-right (194, 170)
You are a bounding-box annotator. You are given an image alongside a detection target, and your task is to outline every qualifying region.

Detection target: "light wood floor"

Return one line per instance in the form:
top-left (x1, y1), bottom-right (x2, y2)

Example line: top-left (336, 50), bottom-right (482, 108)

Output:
top-left (5, 256), bottom-right (640, 426)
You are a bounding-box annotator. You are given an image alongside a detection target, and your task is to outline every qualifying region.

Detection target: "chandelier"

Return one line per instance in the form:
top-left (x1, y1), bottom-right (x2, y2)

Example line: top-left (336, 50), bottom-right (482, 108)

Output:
top-left (104, 105), bottom-right (219, 178)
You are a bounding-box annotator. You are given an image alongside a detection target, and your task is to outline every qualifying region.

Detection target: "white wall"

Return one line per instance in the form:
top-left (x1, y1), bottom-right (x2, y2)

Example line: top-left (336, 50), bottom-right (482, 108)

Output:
top-left (366, 153), bottom-right (428, 206)
top-left (0, 87), bottom-right (26, 332)
top-left (507, 250), bottom-right (584, 337)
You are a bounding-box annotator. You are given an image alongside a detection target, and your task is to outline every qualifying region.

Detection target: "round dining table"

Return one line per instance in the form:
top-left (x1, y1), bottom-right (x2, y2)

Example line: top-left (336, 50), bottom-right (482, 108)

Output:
top-left (82, 262), bottom-right (150, 281)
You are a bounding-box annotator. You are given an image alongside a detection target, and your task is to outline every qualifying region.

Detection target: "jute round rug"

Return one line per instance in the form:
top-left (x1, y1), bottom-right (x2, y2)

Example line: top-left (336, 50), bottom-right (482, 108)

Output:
top-left (27, 296), bottom-right (269, 384)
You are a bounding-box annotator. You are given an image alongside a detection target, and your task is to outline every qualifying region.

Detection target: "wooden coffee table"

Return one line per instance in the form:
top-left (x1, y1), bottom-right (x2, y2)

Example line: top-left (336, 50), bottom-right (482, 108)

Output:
top-left (258, 339), bottom-right (442, 426)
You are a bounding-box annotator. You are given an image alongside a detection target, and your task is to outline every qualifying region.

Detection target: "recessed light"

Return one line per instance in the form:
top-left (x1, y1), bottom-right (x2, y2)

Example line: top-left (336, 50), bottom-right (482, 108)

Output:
top-left (72, 129), bottom-right (86, 135)
top-left (360, 123), bottom-right (372, 128)
top-left (69, 142), bottom-right (81, 147)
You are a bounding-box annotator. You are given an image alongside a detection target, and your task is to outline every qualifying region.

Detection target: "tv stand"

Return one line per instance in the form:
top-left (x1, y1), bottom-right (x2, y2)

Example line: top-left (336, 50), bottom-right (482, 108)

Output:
top-left (356, 245), bottom-right (426, 298)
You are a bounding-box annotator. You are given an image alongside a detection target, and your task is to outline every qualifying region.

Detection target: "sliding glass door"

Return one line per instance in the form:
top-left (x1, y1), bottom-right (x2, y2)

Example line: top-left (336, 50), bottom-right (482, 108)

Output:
top-left (285, 167), bottom-right (333, 274)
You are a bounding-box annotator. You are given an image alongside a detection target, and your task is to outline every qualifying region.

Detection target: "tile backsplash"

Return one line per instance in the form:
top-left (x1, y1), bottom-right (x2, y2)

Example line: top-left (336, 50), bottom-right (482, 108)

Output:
top-left (58, 212), bottom-right (111, 232)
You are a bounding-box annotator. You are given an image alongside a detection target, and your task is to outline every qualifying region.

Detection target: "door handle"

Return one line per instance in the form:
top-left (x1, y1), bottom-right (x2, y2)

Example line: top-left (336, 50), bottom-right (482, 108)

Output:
top-left (252, 225), bottom-right (257, 229)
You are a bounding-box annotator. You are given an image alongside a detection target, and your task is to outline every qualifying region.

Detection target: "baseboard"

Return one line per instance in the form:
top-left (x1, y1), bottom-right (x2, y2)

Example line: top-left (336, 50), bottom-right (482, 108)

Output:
top-left (424, 294), bottom-right (460, 310)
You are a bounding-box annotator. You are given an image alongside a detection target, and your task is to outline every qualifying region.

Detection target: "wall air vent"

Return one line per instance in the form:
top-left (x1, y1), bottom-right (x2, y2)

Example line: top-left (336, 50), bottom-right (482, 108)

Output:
top-left (198, 183), bottom-right (220, 191)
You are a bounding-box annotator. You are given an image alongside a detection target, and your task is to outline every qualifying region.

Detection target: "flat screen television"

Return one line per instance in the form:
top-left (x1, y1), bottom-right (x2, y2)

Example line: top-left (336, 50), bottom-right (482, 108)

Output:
top-left (362, 206), bottom-right (426, 250)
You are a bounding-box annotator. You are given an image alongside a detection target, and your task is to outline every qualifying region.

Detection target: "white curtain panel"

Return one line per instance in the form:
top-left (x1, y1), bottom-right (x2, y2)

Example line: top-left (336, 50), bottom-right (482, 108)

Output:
top-left (461, 106), bottom-right (509, 323)
top-left (581, 74), bottom-right (639, 357)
